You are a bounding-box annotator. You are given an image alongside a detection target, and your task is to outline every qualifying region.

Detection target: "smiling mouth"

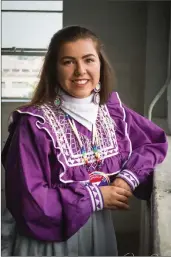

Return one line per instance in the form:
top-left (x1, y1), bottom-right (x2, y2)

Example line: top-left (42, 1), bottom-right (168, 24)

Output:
top-left (72, 79), bottom-right (89, 85)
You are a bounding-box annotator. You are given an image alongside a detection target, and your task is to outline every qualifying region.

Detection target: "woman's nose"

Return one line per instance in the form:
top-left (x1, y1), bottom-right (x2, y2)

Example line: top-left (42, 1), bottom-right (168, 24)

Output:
top-left (74, 63), bottom-right (86, 76)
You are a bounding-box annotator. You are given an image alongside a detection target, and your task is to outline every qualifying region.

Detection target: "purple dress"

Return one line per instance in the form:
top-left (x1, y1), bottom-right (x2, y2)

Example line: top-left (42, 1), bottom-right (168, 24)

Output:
top-left (1, 92), bottom-right (168, 256)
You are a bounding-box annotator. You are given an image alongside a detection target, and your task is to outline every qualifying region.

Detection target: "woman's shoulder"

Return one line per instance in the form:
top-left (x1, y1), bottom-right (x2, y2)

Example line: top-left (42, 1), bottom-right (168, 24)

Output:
top-left (105, 91), bottom-right (126, 120)
top-left (14, 104), bottom-right (44, 119)
top-left (107, 91), bottom-right (120, 105)
top-left (8, 103), bottom-right (61, 148)
top-left (8, 104), bottom-right (47, 133)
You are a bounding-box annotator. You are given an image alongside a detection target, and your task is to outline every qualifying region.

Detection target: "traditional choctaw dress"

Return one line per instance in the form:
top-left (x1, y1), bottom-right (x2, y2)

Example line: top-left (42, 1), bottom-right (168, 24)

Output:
top-left (1, 92), bottom-right (168, 256)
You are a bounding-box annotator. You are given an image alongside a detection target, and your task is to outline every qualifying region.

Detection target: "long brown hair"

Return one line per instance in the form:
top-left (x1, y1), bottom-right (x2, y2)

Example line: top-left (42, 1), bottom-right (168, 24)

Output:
top-left (30, 26), bottom-right (115, 106)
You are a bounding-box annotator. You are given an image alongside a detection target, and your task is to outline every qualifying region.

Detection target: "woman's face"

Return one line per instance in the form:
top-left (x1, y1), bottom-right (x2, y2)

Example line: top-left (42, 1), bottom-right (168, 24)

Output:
top-left (57, 38), bottom-right (101, 98)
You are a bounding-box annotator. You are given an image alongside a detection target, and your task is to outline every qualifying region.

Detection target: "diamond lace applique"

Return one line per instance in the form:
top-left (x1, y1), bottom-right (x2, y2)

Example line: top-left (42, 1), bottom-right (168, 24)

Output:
top-left (40, 103), bottom-right (119, 169)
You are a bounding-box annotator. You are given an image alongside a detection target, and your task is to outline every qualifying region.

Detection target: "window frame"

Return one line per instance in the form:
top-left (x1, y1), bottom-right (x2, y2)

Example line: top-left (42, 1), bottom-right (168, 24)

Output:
top-left (1, 3), bottom-right (63, 102)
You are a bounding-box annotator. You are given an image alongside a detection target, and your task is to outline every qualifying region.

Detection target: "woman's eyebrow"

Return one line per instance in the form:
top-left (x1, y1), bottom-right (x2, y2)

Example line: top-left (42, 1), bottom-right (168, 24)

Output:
top-left (82, 54), bottom-right (96, 58)
top-left (60, 54), bottom-right (96, 61)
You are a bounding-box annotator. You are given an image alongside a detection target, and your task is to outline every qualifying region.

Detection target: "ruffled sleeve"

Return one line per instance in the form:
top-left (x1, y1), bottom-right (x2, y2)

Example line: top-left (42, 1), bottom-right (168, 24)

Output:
top-left (2, 112), bottom-right (104, 242)
top-left (107, 92), bottom-right (168, 200)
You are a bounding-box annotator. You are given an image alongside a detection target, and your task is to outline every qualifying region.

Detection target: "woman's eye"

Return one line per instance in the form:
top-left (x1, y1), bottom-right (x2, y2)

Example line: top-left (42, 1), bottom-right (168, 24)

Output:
top-left (85, 58), bottom-right (95, 63)
top-left (63, 60), bottom-right (74, 65)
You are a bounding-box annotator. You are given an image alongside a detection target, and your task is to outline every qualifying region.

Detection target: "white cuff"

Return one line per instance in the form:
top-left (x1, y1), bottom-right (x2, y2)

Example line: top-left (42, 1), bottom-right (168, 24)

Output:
top-left (85, 184), bottom-right (104, 211)
top-left (116, 169), bottom-right (140, 191)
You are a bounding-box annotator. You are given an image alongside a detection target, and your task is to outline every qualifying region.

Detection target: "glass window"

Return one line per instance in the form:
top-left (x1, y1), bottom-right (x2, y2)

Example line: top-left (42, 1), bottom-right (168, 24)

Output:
top-left (2, 12), bottom-right (63, 48)
top-left (2, 0), bottom-right (63, 100)
top-left (2, 82), bottom-right (5, 88)
top-left (2, 55), bottom-right (44, 99)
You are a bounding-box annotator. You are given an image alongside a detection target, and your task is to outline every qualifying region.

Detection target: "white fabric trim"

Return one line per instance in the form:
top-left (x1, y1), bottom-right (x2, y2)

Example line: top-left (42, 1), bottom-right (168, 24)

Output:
top-left (86, 184), bottom-right (104, 211)
top-left (41, 104), bottom-right (119, 166)
top-left (115, 93), bottom-right (132, 166)
top-left (15, 107), bottom-right (120, 185)
top-left (60, 92), bottom-right (99, 131)
top-left (117, 169), bottom-right (140, 190)
top-left (85, 185), bottom-right (96, 211)
top-left (122, 169), bottom-right (140, 184)
top-left (16, 110), bottom-right (69, 182)
top-left (93, 184), bottom-right (104, 211)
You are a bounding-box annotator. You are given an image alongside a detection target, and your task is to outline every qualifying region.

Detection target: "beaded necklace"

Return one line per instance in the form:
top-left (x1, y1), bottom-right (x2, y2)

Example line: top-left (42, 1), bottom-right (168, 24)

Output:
top-left (65, 114), bottom-right (102, 171)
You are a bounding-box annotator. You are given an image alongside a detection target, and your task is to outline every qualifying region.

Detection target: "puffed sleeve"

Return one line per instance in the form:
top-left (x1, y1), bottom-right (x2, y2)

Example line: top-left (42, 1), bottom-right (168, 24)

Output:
top-left (116, 105), bottom-right (168, 200)
top-left (2, 114), bottom-right (104, 242)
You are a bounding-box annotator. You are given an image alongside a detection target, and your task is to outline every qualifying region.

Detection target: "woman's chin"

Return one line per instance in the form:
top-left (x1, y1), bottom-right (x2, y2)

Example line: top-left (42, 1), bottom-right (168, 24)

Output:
top-left (68, 90), bottom-right (93, 99)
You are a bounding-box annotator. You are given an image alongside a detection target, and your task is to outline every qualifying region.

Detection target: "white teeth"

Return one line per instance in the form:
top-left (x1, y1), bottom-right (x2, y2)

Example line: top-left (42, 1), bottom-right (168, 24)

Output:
top-left (73, 80), bottom-right (88, 85)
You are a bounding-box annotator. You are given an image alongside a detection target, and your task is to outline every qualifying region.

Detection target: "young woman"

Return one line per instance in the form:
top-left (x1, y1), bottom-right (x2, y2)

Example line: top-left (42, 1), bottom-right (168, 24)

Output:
top-left (2, 26), bottom-right (168, 256)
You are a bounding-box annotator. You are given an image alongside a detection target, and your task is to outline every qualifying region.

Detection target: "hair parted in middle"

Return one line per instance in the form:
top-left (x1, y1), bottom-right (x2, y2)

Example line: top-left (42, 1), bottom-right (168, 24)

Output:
top-left (30, 25), bottom-right (115, 106)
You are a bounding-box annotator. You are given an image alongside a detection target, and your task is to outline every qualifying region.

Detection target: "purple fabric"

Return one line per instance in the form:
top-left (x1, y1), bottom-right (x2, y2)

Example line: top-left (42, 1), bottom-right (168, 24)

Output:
top-left (2, 92), bottom-right (168, 242)
top-left (2, 115), bottom-right (95, 241)
top-left (107, 92), bottom-right (168, 198)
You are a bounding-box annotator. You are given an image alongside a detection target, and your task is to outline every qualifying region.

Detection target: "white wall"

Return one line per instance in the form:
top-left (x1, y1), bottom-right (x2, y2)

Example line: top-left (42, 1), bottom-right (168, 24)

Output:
top-left (2, 0), bottom-right (63, 48)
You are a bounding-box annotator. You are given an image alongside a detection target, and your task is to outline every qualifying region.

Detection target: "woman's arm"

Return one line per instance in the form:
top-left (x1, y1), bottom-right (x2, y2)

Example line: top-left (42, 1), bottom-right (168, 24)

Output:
top-left (116, 105), bottom-right (168, 200)
top-left (2, 115), bottom-right (103, 242)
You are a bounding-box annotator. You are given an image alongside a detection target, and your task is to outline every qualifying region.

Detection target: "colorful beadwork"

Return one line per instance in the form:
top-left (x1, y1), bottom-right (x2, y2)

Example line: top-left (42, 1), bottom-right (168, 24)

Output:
top-left (65, 113), bottom-right (102, 170)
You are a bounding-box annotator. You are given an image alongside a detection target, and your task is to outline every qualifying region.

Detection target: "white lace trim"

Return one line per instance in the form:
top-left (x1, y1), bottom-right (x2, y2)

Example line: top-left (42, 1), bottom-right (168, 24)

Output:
top-left (115, 93), bottom-right (132, 167)
top-left (16, 104), bottom-right (120, 183)
top-left (40, 103), bottom-right (119, 169)
top-left (16, 109), bottom-right (69, 182)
